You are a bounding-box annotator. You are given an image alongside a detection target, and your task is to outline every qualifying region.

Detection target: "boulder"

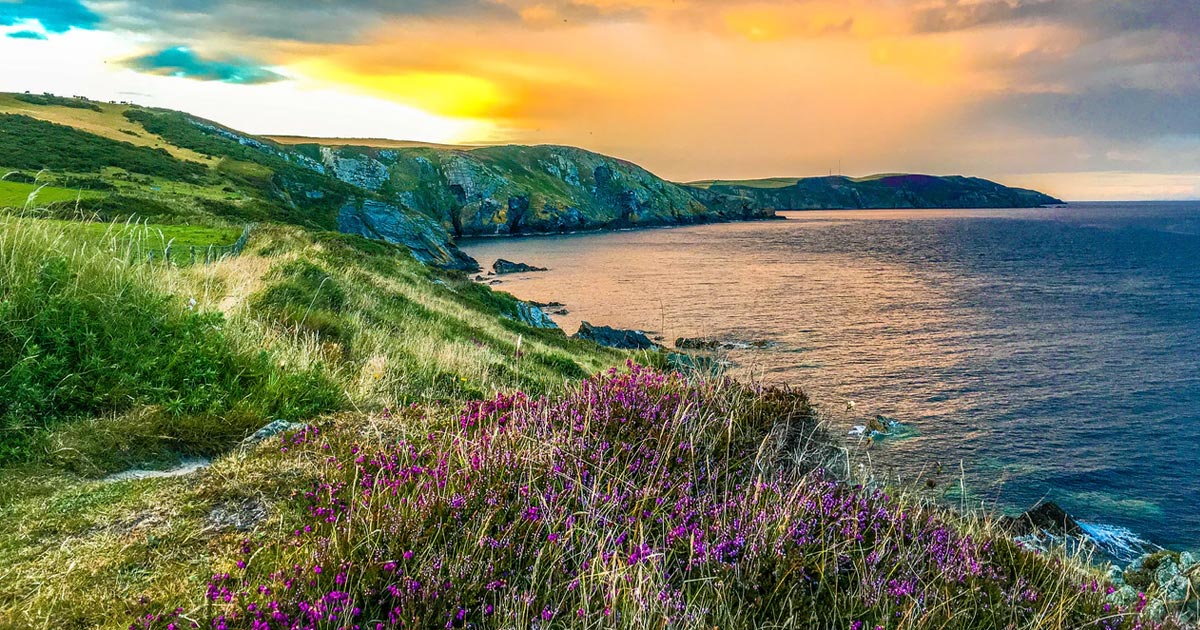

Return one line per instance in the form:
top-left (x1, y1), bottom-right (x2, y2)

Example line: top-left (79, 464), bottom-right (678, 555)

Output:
top-left (1005, 501), bottom-right (1082, 537)
top-left (493, 259), bottom-right (548, 275)
top-left (243, 419), bottom-right (306, 446)
top-left (675, 337), bottom-right (719, 350)
top-left (573, 321), bottom-right (657, 350)
top-left (510, 301), bottom-right (560, 330)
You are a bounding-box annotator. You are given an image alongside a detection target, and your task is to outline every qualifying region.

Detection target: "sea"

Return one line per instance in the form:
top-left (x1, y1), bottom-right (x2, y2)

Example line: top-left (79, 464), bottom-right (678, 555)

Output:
top-left (460, 202), bottom-right (1200, 557)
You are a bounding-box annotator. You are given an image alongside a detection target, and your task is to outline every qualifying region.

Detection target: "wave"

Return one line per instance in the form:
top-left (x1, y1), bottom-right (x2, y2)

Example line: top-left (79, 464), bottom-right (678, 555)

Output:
top-left (1077, 521), bottom-right (1160, 564)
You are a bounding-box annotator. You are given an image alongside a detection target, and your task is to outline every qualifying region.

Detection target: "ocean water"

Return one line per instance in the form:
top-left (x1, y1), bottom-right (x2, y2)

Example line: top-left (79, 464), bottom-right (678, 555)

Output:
top-left (461, 203), bottom-right (1200, 553)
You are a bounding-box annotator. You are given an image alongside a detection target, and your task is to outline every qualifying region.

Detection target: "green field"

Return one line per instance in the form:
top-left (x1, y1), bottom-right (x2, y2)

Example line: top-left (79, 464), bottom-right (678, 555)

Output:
top-left (0, 180), bottom-right (102, 208)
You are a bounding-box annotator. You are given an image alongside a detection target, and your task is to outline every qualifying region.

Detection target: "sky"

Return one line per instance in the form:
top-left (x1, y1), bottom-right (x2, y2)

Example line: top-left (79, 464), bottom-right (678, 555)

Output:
top-left (1, 0), bottom-right (1199, 200)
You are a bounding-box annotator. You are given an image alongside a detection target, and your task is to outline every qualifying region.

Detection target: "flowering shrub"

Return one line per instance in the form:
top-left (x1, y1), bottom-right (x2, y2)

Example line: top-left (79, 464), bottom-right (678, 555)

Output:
top-left (134, 364), bottom-right (1166, 629)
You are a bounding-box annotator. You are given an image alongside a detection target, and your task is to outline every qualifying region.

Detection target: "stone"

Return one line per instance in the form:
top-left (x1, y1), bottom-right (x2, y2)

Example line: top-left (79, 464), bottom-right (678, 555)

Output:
top-left (492, 258), bottom-right (548, 275)
top-left (243, 419), bottom-right (306, 446)
top-left (1161, 574), bottom-right (1190, 604)
top-left (1143, 598), bottom-right (1167, 622)
top-left (1157, 558), bottom-right (1181, 585)
top-left (1181, 551), bottom-right (1197, 572)
top-left (573, 321), bottom-right (657, 350)
top-left (205, 497), bottom-right (267, 533)
top-left (1004, 501), bottom-right (1082, 537)
top-left (510, 301), bottom-right (560, 330)
top-left (1106, 585), bottom-right (1138, 608)
top-left (675, 337), bottom-right (719, 350)
top-left (337, 199), bottom-right (479, 271)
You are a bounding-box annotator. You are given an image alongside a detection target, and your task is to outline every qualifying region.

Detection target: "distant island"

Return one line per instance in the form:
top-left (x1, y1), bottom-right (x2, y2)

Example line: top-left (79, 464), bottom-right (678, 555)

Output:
top-left (690, 174), bottom-right (1063, 210)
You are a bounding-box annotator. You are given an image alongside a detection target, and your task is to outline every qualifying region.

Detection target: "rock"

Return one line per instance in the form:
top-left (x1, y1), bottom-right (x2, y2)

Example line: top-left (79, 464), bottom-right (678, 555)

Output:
top-left (337, 199), bottom-right (479, 271)
top-left (573, 321), bottom-right (657, 350)
top-left (1161, 574), bottom-right (1190, 604)
top-left (1157, 558), bottom-right (1181, 584)
top-left (243, 419), bottom-right (306, 446)
top-left (1107, 565), bottom-right (1126, 585)
top-left (1005, 501), bottom-right (1083, 537)
top-left (102, 458), bottom-right (211, 483)
top-left (530, 301), bottom-right (565, 309)
top-left (510, 301), bottom-right (560, 330)
top-left (205, 497), bottom-right (267, 533)
top-left (1143, 598), bottom-right (1167, 622)
top-left (492, 258), bottom-right (548, 275)
top-left (1181, 551), bottom-right (1197, 572)
top-left (1107, 585), bottom-right (1138, 608)
top-left (675, 337), bottom-right (719, 350)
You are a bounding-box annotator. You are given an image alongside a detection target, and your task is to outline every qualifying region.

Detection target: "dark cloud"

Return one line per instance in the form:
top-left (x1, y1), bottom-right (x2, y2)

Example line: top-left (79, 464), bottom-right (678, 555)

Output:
top-left (913, 0), bottom-right (1200, 39)
top-left (124, 46), bottom-right (285, 84)
top-left (979, 86), bottom-right (1200, 142)
top-left (6, 30), bottom-right (49, 40)
top-left (0, 0), bottom-right (101, 32)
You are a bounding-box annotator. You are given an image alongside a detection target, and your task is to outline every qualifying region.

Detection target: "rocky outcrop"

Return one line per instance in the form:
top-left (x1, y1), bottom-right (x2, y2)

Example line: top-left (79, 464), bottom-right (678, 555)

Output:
top-left (573, 322), bottom-right (657, 350)
top-left (509, 301), bottom-right (559, 330)
top-left (1003, 501), bottom-right (1083, 537)
top-left (337, 199), bottom-right (479, 271)
top-left (492, 259), bottom-right (547, 275)
top-left (692, 174), bottom-right (1063, 210)
top-left (328, 145), bottom-right (777, 238)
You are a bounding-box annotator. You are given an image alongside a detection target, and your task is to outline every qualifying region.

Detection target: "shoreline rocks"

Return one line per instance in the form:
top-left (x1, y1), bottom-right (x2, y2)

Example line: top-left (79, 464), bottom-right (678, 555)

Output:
top-left (573, 322), bottom-right (657, 350)
top-left (493, 259), bottom-right (548, 275)
top-left (1003, 501), bottom-right (1083, 537)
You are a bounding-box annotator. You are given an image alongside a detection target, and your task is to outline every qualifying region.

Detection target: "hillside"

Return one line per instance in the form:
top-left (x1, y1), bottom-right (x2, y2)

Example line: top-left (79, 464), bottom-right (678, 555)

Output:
top-left (690, 174), bottom-right (1063, 209)
top-left (0, 93), bottom-right (1190, 630)
top-left (0, 93), bottom-right (773, 268)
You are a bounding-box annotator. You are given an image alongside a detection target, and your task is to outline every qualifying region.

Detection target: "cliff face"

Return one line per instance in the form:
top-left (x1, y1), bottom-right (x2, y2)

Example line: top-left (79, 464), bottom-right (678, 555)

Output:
top-left (693, 174), bottom-right (1063, 210)
top-left (310, 144), bottom-right (778, 238)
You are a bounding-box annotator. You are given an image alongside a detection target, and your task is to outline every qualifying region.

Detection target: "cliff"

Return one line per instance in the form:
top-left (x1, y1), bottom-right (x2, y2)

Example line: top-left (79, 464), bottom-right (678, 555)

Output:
top-left (286, 142), bottom-right (777, 237)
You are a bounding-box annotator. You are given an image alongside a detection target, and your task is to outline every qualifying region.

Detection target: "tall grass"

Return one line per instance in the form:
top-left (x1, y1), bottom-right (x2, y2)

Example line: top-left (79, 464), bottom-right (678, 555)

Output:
top-left (130, 365), bottom-right (1163, 630)
top-left (0, 215), bottom-right (340, 470)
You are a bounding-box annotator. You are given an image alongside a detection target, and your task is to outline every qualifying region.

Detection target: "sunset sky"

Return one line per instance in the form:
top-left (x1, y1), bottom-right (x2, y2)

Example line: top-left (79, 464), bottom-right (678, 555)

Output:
top-left (1, 0), bottom-right (1198, 200)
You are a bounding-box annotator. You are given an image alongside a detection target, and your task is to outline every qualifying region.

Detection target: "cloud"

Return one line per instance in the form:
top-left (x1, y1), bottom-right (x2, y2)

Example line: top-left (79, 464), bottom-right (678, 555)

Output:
top-left (0, 0), bottom-right (100, 33)
top-left (6, 30), bottom-right (48, 40)
top-left (99, 0), bottom-right (523, 44)
top-left (123, 46), bottom-right (285, 84)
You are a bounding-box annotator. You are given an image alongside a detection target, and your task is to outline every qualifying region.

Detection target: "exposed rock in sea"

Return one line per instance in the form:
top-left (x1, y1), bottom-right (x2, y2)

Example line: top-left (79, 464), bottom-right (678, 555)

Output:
top-left (493, 259), bottom-right (548, 275)
top-left (573, 322), bottom-right (657, 350)
top-left (1004, 501), bottom-right (1083, 537)
top-left (675, 337), bottom-right (719, 350)
top-left (337, 199), bottom-right (480, 271)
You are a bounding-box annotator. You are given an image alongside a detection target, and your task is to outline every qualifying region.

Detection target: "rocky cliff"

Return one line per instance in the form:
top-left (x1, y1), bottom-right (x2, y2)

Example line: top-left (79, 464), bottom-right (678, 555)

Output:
top-left (691, 174), bottom-right (1063, 210)
top-left (300, 143), bottom-right (777, 238)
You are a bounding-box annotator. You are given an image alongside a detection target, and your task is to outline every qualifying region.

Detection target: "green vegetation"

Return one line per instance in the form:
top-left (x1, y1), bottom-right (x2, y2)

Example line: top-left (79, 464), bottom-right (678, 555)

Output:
top-left (14, 93), bottom-right (102, 112)
top-left (0, 179), bottom-right (102, 208)
top-left (0, 115), bottom-right (207, 181)
top-left (0, 93), bottom-right (1168, 630)
top-left (0, 216), bottom-right (338, 469)
top-left (692, 174), bottom-right (1063, 209)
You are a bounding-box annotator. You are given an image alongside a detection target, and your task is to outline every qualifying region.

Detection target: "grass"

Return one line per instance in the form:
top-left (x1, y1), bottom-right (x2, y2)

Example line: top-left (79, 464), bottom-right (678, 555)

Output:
top-left (0, 213), bottom-right (1188, 629)
top-left (0, 93), bottom-right (208, 162)
top-left (0, 180), bottom-right (102, 208)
